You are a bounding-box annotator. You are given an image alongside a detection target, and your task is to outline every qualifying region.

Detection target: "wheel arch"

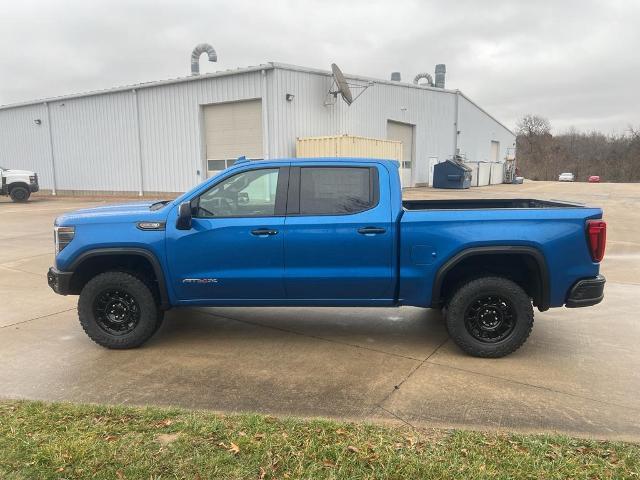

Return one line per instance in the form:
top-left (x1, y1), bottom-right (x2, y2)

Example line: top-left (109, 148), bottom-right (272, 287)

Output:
top-left (68, 248), bottom-right (170, 309)
top-left (432, 246), bottom-right (549, 311)
top-left (8, 181), bottom-right (30, 192)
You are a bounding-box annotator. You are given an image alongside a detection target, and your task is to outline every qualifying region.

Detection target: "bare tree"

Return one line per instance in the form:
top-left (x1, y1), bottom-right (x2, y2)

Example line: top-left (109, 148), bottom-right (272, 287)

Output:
top-left (516, 114), bottom-right (552, 138)
top-left (516, 120), bottom-right (640, 182)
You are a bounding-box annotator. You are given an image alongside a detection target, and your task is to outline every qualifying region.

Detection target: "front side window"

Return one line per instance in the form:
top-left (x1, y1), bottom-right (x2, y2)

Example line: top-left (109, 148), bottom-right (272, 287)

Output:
top-left (194, 168), bottom-right (279, 218)
top-left (299, 167), bottom-right (375, 215)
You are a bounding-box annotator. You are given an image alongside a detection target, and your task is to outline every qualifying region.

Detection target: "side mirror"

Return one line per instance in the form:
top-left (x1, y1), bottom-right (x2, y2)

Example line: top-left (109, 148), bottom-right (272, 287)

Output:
top-left (176, 202), bottom-right (192, 230)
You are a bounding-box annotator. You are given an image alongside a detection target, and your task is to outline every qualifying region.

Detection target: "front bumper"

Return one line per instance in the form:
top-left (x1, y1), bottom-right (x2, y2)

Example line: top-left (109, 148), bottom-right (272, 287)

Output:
top-left (566, 274), bottom-right (605, 308)
top-left (47, 267), bottom-right (73, 295)
top-left (30, 182), bottom-right (39, 193)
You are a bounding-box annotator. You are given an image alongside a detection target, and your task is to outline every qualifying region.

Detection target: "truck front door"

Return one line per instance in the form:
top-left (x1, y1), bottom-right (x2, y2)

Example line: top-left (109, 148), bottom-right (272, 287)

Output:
top-left (166, 166), bottom-right (288, 302)
top-left (283, 164), bottom-right (395, 302)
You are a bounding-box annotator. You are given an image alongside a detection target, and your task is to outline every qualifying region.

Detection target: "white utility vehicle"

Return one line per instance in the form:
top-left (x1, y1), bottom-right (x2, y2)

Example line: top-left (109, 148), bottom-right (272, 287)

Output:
top-left (0, 166), bottom-right (39, 202)
top-left (558, 172), bottom-right (575, 182)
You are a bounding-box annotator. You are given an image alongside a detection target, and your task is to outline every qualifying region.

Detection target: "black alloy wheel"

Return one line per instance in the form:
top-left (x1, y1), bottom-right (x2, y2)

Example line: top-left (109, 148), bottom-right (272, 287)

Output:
top-left (464, 295), bottom-right (516, 343)
top-left (93, 289), bottom-right (141, 336)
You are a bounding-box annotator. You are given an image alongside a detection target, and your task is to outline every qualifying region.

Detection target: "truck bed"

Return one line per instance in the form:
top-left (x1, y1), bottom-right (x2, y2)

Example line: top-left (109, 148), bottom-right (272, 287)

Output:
top-left (402, 198), bottom-right (584, 210)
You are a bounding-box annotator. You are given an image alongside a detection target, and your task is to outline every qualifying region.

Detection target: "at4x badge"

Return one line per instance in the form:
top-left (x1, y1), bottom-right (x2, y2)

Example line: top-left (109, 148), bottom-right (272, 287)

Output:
top-left (182, 278), bottom-right (218, 284)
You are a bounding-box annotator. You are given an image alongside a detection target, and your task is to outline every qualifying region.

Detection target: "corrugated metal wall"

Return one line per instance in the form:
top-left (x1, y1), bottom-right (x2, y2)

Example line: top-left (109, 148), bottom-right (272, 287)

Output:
top-left (267, 68), bottom-right (457, 173)
top-left (456, 95), bottom-right (515, 163)
top-left (0, 103), bottom-right (53, 188)
top-left (49, 92), bottom-right (140, 192)
top-left (137, 71), bottom-right (262, 192)
top-left (0, 65), bottom-right (513, 193)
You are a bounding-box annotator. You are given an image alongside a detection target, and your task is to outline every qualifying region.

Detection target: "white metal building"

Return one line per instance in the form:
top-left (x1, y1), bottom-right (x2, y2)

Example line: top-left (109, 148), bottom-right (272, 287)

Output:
top-left (0, 62), bottom-right (515, 195)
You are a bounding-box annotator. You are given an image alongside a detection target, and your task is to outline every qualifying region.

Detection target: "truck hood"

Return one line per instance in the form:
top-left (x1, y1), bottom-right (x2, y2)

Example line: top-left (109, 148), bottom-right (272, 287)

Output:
top-left (55, 201), bottom-right (169, 226)
top-left (2, 169), bottom-right (35, 176)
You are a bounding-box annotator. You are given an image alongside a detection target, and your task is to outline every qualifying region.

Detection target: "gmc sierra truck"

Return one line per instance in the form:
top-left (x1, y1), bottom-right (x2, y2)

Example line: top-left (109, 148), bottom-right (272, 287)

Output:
top-left (47, 158), bottom-right (606, 357)
top-left (0, 166), bottom-right (39, 202)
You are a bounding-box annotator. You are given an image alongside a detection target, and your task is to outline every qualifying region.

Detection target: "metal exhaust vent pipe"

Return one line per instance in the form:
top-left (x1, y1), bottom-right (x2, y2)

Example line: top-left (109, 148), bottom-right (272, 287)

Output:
top-left (413, 72), bottom-right (434, 86)
top-left (390, 72), bottom-right (401, 81)
top-left (191, 43), bottom-right (218, 75)
top-left (435, 64), bottom-right (446, 88)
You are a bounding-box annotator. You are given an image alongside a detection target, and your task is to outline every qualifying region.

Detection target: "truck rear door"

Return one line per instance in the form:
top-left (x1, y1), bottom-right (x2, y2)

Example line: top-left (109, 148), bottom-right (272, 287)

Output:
top-left (283, 163), bottom-right (394, 302)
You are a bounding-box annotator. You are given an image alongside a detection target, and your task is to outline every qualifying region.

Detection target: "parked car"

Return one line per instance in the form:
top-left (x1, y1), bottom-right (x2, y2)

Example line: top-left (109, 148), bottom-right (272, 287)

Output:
top-left (47, 158), bottom-right (606, 358)
top-left (558, 172), bottom-right (575, 182)
top-left (0, 165), bottom-right (39, 202)
top-left (589, 175), bottom-right (601, 183)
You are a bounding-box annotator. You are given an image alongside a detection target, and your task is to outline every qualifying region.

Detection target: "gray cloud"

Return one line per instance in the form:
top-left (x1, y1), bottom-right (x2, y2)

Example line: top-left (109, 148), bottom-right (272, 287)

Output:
top-left (0, 0), bottom-right (638, 133)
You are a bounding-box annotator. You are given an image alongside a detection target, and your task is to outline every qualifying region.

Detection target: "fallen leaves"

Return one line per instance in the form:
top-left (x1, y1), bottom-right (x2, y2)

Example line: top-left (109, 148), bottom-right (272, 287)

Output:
top-left (347, 445), bottom-right (360, 453)
top-left (218, 441), bottom-right (241, 455)
top-left (155, 419), bottom-right (173, 428)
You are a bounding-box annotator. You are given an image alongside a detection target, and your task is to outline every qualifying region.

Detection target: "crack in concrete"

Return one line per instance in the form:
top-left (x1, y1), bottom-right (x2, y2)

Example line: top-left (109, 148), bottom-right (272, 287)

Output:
top-left (376, 336), bottom-right (450, 407)
top-left (0, 307), bottom-right (77, 329)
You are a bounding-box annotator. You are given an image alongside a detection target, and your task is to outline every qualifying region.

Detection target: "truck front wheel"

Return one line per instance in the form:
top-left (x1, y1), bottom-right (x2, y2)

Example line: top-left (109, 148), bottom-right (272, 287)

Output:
top-left (9, 186), bottom-right (30, 202)
top-left (446, 276), bottom-right (534, 358)
top-left (78, 271), bottom-right (163, 349)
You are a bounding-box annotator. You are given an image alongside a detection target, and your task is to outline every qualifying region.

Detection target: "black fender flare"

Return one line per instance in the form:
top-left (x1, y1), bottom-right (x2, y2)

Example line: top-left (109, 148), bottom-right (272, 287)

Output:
top-left (8, 181), bottom-right (30, 192)
top-left (431, 246), bottom-right (550, 311)
top-left (68, 247), bottom-right (170, 309)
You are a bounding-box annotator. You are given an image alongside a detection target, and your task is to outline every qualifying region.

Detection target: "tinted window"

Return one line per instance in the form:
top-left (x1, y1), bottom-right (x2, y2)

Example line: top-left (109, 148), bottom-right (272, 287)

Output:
top-left (194, 168), bottom-right (279, 218)
top-left (299, 167), bottom-right (374, 215)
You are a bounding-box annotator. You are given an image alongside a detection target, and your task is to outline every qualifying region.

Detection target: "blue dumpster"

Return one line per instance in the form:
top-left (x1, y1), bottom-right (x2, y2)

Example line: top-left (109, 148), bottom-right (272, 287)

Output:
top-left (432, 158), bottom-right (472, 189)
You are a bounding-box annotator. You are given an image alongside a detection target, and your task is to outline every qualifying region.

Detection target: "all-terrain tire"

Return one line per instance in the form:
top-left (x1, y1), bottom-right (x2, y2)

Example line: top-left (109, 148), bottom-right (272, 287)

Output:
top-left (10, 186), bottom-right (30, 202)
top-left (446, 276), bottom-right (534, 358)
top-left (78, 271), bottom-right (161, 349)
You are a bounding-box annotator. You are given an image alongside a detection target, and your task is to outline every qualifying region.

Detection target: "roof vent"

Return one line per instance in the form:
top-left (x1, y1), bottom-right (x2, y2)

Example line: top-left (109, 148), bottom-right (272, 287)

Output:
top-left (434, 64), bottom-right (446, 88)
top-left (390, 72), bottom-right (401, 81)
top-left (413, 72), bottom-right (434, 86)
top-left (191, 43), bottom-right (217, 75)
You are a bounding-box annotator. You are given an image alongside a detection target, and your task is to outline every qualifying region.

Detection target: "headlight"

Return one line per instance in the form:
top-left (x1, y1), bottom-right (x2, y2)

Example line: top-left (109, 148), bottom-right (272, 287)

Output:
top-left (54, 226), bottom-right (75, 254)
top-left (29, 175), bottom-right (36, 183)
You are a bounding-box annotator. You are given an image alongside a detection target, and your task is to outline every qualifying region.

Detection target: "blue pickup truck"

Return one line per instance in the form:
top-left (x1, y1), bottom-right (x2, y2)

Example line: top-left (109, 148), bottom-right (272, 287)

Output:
top-left (48, 158), bottom-right (607, 357)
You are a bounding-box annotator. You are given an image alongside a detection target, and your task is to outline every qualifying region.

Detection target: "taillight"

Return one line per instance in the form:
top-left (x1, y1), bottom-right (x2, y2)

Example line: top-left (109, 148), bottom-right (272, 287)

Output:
top-left (586, 220), bottom-right (606, 262)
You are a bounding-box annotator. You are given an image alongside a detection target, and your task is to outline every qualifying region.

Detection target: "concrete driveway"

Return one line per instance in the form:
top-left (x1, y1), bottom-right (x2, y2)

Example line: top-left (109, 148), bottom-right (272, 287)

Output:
top-left (1, 182), bottom-right (639, 441)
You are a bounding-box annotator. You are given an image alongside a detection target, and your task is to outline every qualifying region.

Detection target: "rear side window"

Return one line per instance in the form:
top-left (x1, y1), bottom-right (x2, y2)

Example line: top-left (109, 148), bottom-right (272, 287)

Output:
top-left (298, 167), bottom-right (376, 215)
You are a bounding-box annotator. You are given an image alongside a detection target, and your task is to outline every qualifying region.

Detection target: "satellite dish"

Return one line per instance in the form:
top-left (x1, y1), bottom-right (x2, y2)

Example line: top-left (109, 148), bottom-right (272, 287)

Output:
top-left (326, 63), bottom-right (371, 106)
top-left (331, 63), bottom-right (353, 105)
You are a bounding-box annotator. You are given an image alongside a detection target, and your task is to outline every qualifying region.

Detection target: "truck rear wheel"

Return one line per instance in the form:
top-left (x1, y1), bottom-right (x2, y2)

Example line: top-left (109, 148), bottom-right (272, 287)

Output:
top-left (78, 271), bottom-right (162, 349)
top-left (446, 276), bottom-right (534, 358)
top-left (9, 186), bottom-right (30, 202)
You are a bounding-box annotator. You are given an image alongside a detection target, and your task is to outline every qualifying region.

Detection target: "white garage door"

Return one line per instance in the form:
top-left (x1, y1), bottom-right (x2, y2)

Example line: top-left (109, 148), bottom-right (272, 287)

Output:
top-left (204, 100), bottom-right (263, 177)
top-left (387, 120), bottom-right (414, 187)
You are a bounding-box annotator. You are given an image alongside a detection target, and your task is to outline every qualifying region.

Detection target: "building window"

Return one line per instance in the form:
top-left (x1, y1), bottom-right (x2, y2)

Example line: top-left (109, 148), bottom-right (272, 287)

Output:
top-left (207, 158), bottom-right (263, 173)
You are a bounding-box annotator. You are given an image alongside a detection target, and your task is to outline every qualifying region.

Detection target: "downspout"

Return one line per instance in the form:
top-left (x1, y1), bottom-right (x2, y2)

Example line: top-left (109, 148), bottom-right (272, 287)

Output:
top-left (132, 89), bottom-right (144, 196)
top-left (453, 90), bottom-right (459, 158)
top-left (261, 69), bottom-right (270, 160)
top-left (44, 102), bottom-right (57, 195)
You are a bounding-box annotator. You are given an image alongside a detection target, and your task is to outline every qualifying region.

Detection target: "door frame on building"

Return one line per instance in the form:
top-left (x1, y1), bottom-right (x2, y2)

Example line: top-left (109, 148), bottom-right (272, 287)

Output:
top-left (386, 120), bottom-right (416, 188)
top-left (199, 98), bottom-right (264, 181)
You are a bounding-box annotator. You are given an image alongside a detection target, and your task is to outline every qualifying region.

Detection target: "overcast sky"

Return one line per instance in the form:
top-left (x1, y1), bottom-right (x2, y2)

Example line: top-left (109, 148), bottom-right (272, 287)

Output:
top-left (0, 0), bottom-right (638, 134)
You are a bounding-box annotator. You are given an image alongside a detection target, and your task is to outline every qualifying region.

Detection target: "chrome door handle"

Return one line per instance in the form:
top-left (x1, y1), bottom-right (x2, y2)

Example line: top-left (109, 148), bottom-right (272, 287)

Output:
top-left (357, 227), bottom-right (386, 235)
top-left (251, 228), bottom-right (278, 236)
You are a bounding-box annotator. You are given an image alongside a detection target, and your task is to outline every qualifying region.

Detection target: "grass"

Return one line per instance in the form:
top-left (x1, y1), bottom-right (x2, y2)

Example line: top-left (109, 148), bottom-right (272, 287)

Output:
top-left (1, 400), bottom-right (638, 479)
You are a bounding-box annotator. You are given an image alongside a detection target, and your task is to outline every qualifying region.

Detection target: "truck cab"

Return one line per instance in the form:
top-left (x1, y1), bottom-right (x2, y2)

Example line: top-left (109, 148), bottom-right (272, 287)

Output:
top-left (48, 158), bottom-right (606, 357)
top-left (0, 166), bottom-right (39, 202)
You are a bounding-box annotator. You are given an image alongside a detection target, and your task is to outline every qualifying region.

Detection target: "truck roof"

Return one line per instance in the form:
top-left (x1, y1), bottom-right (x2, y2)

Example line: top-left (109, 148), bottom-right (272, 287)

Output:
top-left (233, 157), bottom-right (400, 169)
